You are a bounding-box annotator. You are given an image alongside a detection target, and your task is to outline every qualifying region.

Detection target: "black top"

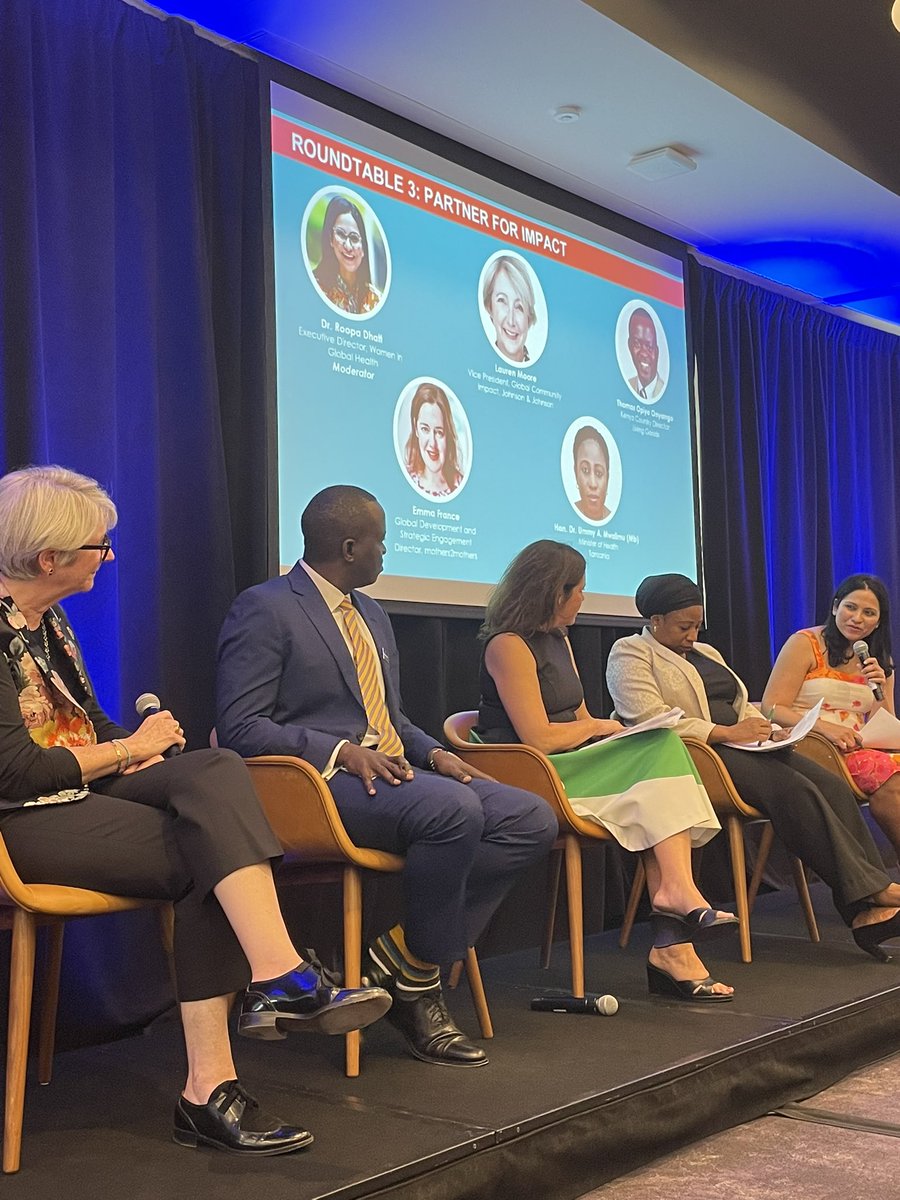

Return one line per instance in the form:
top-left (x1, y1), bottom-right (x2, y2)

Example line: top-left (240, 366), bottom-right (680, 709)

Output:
top-left (0, 606), bottom-right (128, 809)
top-left (686, 649), bottom-right (739, 726)
top-left (477, 630), bottom-right (583, 744)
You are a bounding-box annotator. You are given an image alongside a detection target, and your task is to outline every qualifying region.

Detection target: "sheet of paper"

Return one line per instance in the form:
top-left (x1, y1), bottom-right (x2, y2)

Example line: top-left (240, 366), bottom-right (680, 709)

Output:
top-left (730, 699), bottom-right (823, 752)
top-left (859, 706), bottom-right (900, 750)
top-left (595, 707), bottom-right (685, 745)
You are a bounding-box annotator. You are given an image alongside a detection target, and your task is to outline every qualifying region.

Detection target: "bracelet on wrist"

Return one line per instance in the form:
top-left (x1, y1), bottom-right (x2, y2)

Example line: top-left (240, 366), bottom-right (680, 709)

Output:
top-left (111, 739), bottom-right (132, 774)
top-left (428, 747), bottom-right (451, 770)
top-left (111, 740), bottom-right (125, 774)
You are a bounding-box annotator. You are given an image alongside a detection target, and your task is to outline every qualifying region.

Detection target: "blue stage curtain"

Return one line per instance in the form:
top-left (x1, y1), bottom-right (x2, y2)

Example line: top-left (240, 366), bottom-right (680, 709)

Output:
top-left (0, 0), bottom-right (267, 1047)
top-left (689, 257), bottom-right (900, 699)
top-left (0, 0), bottom-right (267, 744)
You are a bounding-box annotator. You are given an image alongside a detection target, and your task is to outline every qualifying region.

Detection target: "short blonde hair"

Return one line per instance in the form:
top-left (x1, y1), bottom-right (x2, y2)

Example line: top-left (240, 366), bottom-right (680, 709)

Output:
top-left (0, 465), bottom-right (117, 580)
top-left (482, 255), bottom-right (537, 328)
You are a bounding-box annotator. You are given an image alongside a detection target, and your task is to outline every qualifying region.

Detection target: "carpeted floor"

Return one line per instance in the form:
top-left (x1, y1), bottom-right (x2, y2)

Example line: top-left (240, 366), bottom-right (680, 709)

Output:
top-left (579, 1051), bottom-right (900, 1199)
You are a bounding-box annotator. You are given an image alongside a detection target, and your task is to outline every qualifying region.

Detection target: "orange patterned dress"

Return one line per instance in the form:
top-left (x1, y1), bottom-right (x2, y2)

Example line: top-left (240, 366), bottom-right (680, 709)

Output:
top-left (794, 628), bottom-right (900, 795)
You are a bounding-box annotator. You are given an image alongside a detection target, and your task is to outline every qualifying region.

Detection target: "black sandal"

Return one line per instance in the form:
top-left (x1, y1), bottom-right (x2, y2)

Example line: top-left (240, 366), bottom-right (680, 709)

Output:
top-left (646, 962), bottom-right (733, 1003)
top-left (650, 907), bottom-right (739, 943)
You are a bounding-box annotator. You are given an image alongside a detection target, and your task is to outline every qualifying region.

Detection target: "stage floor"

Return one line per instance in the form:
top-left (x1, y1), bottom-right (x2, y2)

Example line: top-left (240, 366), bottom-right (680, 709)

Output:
top-left (7, 884), bottom-right (900, 1200)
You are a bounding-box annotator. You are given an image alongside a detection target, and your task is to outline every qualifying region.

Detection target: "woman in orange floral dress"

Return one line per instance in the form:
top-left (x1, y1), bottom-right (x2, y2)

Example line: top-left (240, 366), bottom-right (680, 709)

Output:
top-left (763, 574), bottom-right (900, 857)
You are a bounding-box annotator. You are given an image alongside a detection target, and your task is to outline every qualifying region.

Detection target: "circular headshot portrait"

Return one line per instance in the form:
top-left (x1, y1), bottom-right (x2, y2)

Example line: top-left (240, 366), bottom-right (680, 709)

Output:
top-left (301, 187), bottom-right (391, 319)
top-left (561, 418), bottom-right (622, 527)
top-left (478, 251), bottom-right (548, 367)
top-left (615, 300), bottom-right (669, 404)
top-left (394, 378), bottom-right (472, 504)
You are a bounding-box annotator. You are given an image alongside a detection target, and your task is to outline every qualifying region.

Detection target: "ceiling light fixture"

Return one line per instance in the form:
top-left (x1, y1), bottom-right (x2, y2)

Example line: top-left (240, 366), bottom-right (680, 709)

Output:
top-left (550, 105), bottom-right (582, 124)
top-left (627, 145), bottom-right (697, 181)
top-left (893, 0), bottom-right (900, 32)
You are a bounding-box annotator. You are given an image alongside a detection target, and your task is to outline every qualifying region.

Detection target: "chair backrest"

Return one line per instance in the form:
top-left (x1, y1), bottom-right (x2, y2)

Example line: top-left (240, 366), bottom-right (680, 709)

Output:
top-left (681, 737), bottom-right (765, 819)
top-left (443, 711), bottom-right (605, 839)
top-left (245, 755), bottom-right (404, 872)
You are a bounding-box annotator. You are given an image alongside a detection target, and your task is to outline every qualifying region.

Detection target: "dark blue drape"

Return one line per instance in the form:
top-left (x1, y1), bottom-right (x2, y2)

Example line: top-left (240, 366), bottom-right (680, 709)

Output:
top-left (0, 0), bottom-right (267, 744)
top-left (0, 0), bottom-right (267, 1044)
top-left (690, 257), bottom-right (900, 698)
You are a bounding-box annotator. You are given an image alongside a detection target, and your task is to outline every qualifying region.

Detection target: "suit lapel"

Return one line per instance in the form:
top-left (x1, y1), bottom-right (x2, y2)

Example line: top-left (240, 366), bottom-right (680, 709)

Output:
top-left (287, 564), bottom-right (364, 707)
top-left (641, 628), bottom-right (708, 713)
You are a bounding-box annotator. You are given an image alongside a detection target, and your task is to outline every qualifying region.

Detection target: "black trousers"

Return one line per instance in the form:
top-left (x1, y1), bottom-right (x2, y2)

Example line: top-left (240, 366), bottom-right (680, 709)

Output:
top-left (0, 749), bottom-right (282, 1001)
top-left (714, 746), bottom-right (889, 924)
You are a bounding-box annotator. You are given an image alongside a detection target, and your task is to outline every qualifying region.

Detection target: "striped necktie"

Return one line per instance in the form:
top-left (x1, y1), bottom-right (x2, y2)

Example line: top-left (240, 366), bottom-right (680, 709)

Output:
top-left (338, 598), bottom-right (404, 757)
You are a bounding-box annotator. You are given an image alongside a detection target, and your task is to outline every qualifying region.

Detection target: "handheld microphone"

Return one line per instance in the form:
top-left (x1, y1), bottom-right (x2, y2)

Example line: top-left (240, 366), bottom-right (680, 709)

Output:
top-left (530, 993), bottom-right (618, 1016)
top-left (852, 641), bottom-right (884, 702)
top-left (135, 692), bottom-right (183, 756)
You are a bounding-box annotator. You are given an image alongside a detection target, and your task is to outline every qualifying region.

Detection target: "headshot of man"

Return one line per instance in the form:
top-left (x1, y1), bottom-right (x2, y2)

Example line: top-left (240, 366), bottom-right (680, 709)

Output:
top-left (626, 306), bottom-right (666, 401)
top-left (311, 194), bottom-right (383, 315)
top-left (572, 424), bottom-right (611, 522)
top-left (404, 382), bottom-right (465, 500)
top-left (481, 253), bottom-right (541, 365)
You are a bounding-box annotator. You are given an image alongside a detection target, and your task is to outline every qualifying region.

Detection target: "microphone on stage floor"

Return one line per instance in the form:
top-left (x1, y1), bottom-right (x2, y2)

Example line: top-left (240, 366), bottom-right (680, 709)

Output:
top-left (531, 993), bottom-right (618, 1016)
top-left (135, 692), bottom-right (184, 756)
top-left (852, 640), bottom-right (884, 702)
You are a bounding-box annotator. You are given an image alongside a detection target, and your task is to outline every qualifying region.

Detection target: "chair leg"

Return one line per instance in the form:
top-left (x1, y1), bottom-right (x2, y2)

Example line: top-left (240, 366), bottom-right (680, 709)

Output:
top-left (747, 823), bottom-right (775, 913)
top-left (447, 961), bottom-right (463, 989)
top-left (37, 921), bottom-right (64, 1086)
top-left (790, 857), bottom-right (820, 943)
top-left (564, 835), bottom-right (585, 998)
top-left (342, 866), bottom-right (363, 1078)
top-left (463, 948), bottom-right (493, 1040)
top-left (541, 847), bottom-right (563, 968)
top-left (5, 909), bottom-right (37, 1174)
top-left (619, 857), bottom-right (646, 948)
top-left (727, 816), bottom-right (752, 964)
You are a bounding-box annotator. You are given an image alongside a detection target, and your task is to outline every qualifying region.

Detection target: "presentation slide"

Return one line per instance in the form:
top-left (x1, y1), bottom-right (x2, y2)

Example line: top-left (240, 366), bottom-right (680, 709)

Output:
top-left (270, 81), bottom-right (697, 617)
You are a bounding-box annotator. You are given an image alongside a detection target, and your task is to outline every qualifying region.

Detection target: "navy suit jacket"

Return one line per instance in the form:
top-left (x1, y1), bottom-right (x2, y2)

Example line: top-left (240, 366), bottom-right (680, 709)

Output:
top-left (215, 563), bottom-right (440, 772)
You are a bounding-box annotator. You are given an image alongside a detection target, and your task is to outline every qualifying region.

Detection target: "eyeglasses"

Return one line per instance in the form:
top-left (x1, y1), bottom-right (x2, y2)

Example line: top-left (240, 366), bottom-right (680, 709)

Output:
top-left (332, 227), bottom-right (362, 249)
top-left (79, 535), bottom-right (112, 562)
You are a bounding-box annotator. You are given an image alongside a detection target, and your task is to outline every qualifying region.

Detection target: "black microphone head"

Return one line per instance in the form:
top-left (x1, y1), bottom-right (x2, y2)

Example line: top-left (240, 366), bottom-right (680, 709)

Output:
top-left (135, 692), bottom-right (161, 717)
top-left (852, 640), bottom-right (870, 660)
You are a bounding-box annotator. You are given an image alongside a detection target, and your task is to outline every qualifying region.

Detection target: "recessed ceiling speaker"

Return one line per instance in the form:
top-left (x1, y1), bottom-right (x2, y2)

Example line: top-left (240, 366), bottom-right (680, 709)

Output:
top-left (627, 146), bottom-right (697, 180)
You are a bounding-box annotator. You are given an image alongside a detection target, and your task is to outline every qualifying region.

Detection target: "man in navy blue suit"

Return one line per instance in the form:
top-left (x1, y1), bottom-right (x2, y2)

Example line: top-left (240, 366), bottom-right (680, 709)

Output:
top-left (216, 485), bottom-right (556, 1067)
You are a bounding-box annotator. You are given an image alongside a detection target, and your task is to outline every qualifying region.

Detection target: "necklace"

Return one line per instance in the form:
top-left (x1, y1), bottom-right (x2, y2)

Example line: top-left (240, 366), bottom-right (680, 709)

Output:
top-left (28, 616), bottom-right (52, 663)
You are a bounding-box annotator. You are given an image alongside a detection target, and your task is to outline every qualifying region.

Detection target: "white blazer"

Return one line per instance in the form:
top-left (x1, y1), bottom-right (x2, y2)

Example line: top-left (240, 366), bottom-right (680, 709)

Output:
top-left (606, 627), bottom-right (762, 742)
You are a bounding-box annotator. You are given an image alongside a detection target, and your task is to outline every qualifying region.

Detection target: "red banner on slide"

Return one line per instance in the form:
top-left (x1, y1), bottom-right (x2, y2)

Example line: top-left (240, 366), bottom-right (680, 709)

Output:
top-left (272, 116), bottom-right (684, 309)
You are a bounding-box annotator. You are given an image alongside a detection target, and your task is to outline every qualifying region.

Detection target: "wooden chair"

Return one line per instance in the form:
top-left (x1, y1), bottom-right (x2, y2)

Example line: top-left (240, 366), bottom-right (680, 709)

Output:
top-left (671, 737), bottom-right (819, 962)
top-left (243, 754), bottom-right (493, 1078)
top-left (0, 831), bottom-right (173, 1174)
top-left (443, 712), bottom-right (644, 997)
top-left (793, 730), bottom-right (867, 800)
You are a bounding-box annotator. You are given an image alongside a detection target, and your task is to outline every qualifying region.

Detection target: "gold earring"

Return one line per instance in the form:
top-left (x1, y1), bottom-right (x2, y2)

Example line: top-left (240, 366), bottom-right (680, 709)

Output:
top-left (48, 567), bottom-right (54, 576)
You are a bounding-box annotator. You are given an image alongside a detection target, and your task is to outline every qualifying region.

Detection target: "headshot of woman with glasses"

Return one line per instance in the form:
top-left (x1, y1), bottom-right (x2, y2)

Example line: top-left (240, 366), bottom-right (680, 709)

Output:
top-left (312, 195), bottom-right (382, 315)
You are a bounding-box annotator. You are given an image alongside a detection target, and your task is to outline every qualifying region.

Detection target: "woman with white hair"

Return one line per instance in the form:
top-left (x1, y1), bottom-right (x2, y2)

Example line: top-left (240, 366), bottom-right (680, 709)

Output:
top-left (0, 465), bottom-right (389, 1156)
top-left (482, 254), bottom-right (537, 364)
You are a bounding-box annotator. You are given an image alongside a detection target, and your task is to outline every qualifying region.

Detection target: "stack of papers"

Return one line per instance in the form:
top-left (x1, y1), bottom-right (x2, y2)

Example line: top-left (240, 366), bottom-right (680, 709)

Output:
top-left (731, 699), bottom-right (823, 753)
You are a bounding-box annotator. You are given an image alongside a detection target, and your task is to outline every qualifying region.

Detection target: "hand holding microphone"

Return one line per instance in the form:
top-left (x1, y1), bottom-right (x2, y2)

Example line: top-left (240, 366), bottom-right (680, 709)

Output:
top-left (134, 693), bottom-right (186, 758)
top-left (852, 640), bottom-right (885, 703)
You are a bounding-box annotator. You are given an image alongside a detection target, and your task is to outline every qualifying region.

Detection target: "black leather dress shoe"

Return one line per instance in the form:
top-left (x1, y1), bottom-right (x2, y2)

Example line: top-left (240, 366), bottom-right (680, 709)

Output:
top-left (386, 988), bottom-right (489, 1067)
top-left (173, 1080), bottom-right (313, 1155)
top-left (238, 950), bottom-right (391, 1040)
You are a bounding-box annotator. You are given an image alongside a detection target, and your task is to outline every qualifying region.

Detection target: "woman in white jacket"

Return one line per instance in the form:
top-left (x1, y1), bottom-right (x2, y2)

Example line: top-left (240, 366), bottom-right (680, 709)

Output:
top-left (606, 574), bottom-right (900, 961)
